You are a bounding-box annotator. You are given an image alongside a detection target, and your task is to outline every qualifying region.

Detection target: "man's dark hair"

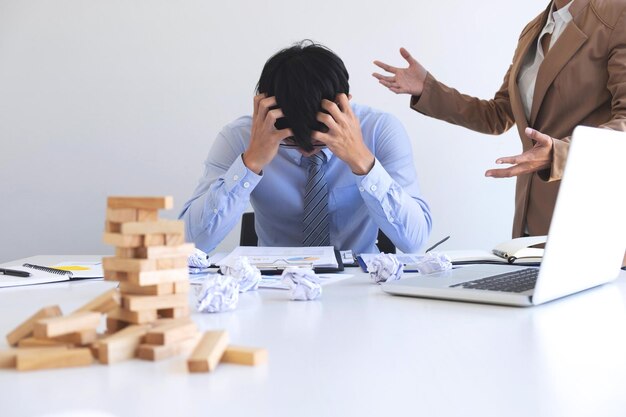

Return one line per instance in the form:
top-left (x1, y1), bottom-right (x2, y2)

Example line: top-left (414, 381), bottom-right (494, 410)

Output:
top-left (256, 40), bottom-right (350, 151)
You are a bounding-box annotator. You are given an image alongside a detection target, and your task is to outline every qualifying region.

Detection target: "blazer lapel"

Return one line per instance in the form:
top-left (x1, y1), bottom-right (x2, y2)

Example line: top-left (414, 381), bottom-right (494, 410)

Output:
top-left (530, 20), bottom-right (588, 125)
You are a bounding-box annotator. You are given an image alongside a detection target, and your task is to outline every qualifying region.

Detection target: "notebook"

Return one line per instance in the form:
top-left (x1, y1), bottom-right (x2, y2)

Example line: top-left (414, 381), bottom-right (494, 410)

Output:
top-left (0, 261), bottom-right (104, 288)
top-left (381, 126), bottom-right (626, 307)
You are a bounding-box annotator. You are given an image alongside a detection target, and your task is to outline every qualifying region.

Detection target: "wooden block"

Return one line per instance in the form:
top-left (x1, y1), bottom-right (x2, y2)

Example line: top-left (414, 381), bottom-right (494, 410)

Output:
top-left (103, 257), bottom-right (158, 272)
top-left (73, 288), bottom-right (120, 314)
top-left (137, 209), bottom-right (158, 222)
top-left (144, 320), bottom-right (198, 346)
top-left (122, 293), bottom-right (189, 312)
top-left (120, 220), bottom-right (184, 236)
top-left (1, 347), bottom-right (69, 369)
top-left (115, 247), bottom-right (140, 258)
top-left (105, 221), bottom-right (122, 233)
top-left (107, 196), bottom-right (173, 210)
top-left (6, 305), bottom-right (63, 346)
top-left (165, 233), bottom-right (185, 246)
top-left (53, 329), bottom-right (98, 346)
top-left (221, 345), bottom-right (268, 366)
top-left (134, 243), bottom-right (196, 259)
top-left (119, 281), bottom-right (175, 296)
top-left (106, 317), bottom-right (129, 333)
top-left (104, 270), bottom-right (129, 282)
top-left (155, 256), bottom-right (188, 270)
top-left (124, 268), bottom-right (189, 286)
top-left (187, 331), bottom-right (229, 373)
top-left (18, 337), bottom-right (73, 348)
top-left (34, 312), bottom-right (101, 339)
top-left (173, 280), bottom-right (190, 294)
top-left (106, 207), bottom-right (138, 222)
top-left (144, 234), bottom-right (166, 246)
top-left (98, 324), bottom-right (151, 364)
top-left (16, 348), bottom-right (93, 371)
top-left (107, 307), bottom-right (158, 324)
top-left (138, 334), bottom-right (201, 361)
top-left (103, 232), bottom-right (144, 248)
top-left (158, 306), bottom-right (190, 319)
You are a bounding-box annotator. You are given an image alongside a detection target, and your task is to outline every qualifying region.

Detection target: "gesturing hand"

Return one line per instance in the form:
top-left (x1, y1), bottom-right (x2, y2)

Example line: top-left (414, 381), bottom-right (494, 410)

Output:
top-left (485, 127), bottom-right (554, 178)
top-left (372, 48), bottom-right (428, 96)
top-left (243, 94), bottom-right (294, 174)
top-left (311, 94), bottom-right (375, 175)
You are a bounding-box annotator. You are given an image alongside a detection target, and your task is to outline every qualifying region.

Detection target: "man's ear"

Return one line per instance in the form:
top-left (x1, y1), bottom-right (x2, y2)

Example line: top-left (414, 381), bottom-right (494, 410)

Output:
top-left (348, 93), bottom-right (352, 100)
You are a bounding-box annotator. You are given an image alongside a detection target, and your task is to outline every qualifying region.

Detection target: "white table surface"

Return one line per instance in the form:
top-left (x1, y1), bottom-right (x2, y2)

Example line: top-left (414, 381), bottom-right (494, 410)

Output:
top-left (1, 255), bottom-right (626, 417)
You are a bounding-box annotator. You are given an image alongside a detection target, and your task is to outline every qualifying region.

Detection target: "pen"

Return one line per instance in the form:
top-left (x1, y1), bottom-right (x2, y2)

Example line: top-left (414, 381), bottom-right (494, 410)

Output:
top-left (0, 268), bottom-right (31, 277)
top-left (425, 235), bottom-right (451, 253)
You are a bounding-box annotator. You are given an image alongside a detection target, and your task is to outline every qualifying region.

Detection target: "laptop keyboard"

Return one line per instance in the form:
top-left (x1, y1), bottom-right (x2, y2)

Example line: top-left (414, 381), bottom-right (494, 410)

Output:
top-left (450, 268), bottom-right (539, 293)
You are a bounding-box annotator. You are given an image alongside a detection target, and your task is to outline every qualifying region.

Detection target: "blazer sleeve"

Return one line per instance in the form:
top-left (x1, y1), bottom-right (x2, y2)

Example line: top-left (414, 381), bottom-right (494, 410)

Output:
top-left (541, 7), bottom-right (626, 182)
top-left (409, 67), bottom-right (516, 135)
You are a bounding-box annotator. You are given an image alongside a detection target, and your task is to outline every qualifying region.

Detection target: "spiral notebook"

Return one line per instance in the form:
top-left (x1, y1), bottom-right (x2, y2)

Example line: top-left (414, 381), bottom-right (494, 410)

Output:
top-left (0, 262), bottom-right (103, 288)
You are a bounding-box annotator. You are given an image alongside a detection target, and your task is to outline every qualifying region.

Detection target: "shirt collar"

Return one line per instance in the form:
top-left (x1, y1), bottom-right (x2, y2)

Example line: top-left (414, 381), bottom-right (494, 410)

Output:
top-left (282, 147), bottom-right (334, 166)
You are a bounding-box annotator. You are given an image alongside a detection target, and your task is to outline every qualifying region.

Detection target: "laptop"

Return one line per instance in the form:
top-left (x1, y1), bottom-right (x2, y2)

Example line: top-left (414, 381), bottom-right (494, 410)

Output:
top-left (382, 126), bottom-right (626, 307)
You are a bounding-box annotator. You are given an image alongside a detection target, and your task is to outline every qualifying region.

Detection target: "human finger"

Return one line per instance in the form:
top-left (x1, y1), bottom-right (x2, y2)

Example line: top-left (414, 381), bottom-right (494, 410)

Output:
top-left (377, 79), bottom-right (397, 89)
top-left (372, 72), bottom-right (396, 83)
top-left (253, 94), bottom-right (266, 118)
top-left (317, 109), bottom-right (339, 132)
top-left (257, 96), bottom-right (277, 120)
top-left (311, 130), bottom-right (330, 144)
top-left (373, 60), bottom-right (398, 74)
top-left (273, 128), bottom-right (294, 141)
top-left (399, 47), bottom-right (417, 66)
top-left (485, 164), bottom-right (531, 178)
top-left (335, 94), bottom-right (351, 114)
top-left (525, 127), bottom-right (552, 145)
top-left (265, 108), bottom-right (285, 128)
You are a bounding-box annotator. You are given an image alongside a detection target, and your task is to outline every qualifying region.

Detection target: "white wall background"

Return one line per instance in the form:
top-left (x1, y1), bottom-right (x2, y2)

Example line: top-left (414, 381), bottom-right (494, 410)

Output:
top-left (0, 0), bottom-right (545, 263)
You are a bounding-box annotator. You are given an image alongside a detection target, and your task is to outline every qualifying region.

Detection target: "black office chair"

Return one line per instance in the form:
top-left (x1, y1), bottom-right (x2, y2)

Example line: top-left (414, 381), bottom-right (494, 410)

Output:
top-left (239, 212), bottom-right (396, 253)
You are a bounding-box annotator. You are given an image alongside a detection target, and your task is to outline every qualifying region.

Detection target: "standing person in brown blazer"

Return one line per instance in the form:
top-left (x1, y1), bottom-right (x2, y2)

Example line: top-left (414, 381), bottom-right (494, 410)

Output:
top-left (373, 0), bottom-right (626, 243)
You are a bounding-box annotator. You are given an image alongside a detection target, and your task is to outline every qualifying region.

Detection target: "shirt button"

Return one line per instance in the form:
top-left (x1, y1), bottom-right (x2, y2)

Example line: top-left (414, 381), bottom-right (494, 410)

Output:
top-left (243, 182), bottom-right (250, 188)
top-left (370, 185), bottom-right (377, 192)
top-left (233, 174), bottom-right (239, 181)
top-left (359, 187), bottom-right (365, 192)
top-left (213, 208), bottom-right (218, 214)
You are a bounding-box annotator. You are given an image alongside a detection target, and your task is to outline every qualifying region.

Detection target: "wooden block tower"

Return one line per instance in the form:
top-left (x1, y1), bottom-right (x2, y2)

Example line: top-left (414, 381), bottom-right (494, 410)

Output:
top-left (101, 196), bottom-right (195, 335)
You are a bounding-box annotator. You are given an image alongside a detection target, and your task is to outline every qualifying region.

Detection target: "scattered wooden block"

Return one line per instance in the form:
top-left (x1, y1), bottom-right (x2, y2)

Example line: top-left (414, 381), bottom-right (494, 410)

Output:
top-left (138, 334), bottom-right (201, 361)
top-left (6, 305), bottom-right (63, 346)
top-left (122, 293), bottom-right (189, 312)
top-left (17, 337), bottom-right (73, 348)
top-left (103, 232), bottom-right (144, 248)
top-left (1, 347), bottom-right (69, 369)
top-left (187, 331), bottom-right (229, 373)
top-left (98, 324), bottom-right (151, 364)
top-left (106, 207), bottom-right (138, 222)
top-left (120, 220), bottom-right (184, 236)
top-left (144, 320), bottom-right (198, 346)
top-left (53, 329), bottom-right (98, 346)
top-left (33, 312), bottom-right (101, 339)
top-left (158, 306), bottom-right (190, 319)
top-left (107, 196), bottom-right (173, 210)
top-left (107, 307), bottom-right (158, 324)
top-left (119, 281), bottom-right (175, 296)
top-left (73, 288), bottom-right (120, 314)
top-left (221, 345), bottom-right (268, 366)
top-left (16, 348), bottom-right (93, 371)
top-left (106, 317), bottom-right (129, 333)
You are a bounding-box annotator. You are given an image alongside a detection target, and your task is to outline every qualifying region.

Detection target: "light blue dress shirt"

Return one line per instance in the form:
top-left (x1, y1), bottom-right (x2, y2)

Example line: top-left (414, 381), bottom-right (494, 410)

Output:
top-left (179, 103), bottom-right (432, 254)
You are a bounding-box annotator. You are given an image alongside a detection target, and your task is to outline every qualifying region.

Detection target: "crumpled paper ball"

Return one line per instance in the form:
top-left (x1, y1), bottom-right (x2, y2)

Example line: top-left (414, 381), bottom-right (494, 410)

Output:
top-left (188, 248), bottom-right (210, 272)
top-left (196, 274), bottom-right (239, 313)
top-left (281, 267), bottom-right (322, 301)
top-left (220, 256), bottom-right (261, 292)
top-left (369, 253), bottom-right (403, 284)
top-left (415, 252), bottom-right (452, 275)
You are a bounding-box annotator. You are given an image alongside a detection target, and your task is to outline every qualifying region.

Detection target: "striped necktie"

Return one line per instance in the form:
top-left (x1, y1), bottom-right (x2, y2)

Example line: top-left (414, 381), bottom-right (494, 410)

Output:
top-left (302, 153), bottom-right (330, 247)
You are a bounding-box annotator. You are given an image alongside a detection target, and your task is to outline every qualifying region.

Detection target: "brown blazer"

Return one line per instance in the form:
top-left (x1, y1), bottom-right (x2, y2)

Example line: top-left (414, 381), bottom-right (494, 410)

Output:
top-left (411, 0), bottom-right (626, 238)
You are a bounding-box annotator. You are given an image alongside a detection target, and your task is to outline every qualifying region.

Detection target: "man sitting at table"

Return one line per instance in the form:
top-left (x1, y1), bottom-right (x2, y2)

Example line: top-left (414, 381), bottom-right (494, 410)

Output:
top-left (179, 40), bottom-right (432, 254)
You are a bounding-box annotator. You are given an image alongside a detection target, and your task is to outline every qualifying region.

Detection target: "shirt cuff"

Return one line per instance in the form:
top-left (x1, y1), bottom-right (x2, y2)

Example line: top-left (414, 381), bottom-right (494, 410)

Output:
top-left (356, 158), bottom-right (393, 200)
top-left (222, 154), bottom-right (263, 192)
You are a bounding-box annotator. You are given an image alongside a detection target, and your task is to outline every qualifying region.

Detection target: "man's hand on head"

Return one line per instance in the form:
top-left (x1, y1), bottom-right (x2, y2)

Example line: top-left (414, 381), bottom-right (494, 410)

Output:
top-left (243, 94), bottom-right (294, 175)
top-left (311, 94), bottom-right (375, 175)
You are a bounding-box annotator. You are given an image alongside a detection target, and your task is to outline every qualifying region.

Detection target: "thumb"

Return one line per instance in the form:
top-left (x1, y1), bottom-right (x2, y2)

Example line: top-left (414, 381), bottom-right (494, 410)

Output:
top-left (525, 127), bottom-right (552, 146)
top-left (400, 47), bottom-right (418, 66)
